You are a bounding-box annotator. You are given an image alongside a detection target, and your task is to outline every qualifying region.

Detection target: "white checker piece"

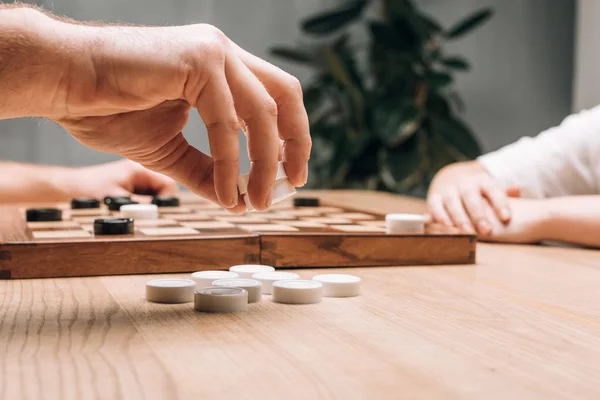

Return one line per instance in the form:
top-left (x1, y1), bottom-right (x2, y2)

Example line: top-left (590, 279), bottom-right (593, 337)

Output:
top-left (146, 278), bottom-right (196, 303)
top-left (272, 280), bottom-right (323, 304)
top-left (312, 274), bottom-right (361, 297)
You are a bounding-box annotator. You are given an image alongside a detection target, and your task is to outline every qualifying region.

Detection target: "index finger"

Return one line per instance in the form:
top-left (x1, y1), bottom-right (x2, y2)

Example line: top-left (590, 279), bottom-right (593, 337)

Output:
top-left (233, 44), bottom-right (311, 187)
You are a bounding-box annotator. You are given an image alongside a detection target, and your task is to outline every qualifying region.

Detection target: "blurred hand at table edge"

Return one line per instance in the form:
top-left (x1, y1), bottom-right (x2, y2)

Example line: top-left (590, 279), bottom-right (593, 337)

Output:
top-left (0, 159), bottom-right (177, 203)
top-left (426, 161), bottom-right (600, 249)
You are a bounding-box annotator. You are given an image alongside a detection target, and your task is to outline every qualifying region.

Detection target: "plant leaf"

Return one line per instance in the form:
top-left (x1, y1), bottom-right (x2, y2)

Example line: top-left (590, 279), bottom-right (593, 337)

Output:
top-left (374, 100), bottom-right (420, 146)
top-left (441, 56), bottom-right (470, 71)
top-left (303, 84), bottom-right (324, 116)
top-left (419, 12), bottom-right (442, 34)
top-left (426, 71), bottom-right (453, 91)
top-left (301, 0), bottom-right (368, 35)
top-left (445, 8), bottom-right (493, 39)
top-left (369, 21), bottom-right (418, 52)
top-left (378, 134), bottom-right (423, 191)
top-left (270, 47), bottom-right (318, 65)
top-left (429, 115), bottom-right (482, 159)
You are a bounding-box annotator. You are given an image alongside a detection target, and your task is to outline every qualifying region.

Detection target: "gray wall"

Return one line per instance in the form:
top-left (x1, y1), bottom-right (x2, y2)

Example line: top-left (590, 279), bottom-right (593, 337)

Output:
top-left (0, 0), bottom-right (575, 168)
top-left (418, 0), bottom-right (575, 151)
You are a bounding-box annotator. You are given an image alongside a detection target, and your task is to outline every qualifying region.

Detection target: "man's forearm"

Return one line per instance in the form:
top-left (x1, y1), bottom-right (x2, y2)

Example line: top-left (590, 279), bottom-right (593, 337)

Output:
top-left (542, 196), bottom-right (600, 248)
top-left (0, 6), bottom-right (88, 119)
top-left (0, 162), bottom-right (73, 202)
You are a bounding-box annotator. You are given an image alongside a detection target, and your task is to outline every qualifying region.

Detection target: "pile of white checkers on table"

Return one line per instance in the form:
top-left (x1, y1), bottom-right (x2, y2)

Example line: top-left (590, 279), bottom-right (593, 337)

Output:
top-left (145, 265), bottom-right (361, 313)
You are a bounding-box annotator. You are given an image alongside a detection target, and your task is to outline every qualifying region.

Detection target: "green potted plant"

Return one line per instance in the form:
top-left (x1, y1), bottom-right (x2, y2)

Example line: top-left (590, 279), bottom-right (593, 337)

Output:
top-left (270, 0), bottom-right (493, 196)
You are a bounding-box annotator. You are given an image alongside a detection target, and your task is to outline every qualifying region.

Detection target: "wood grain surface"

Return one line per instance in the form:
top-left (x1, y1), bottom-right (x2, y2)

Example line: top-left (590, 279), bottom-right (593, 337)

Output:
top-left (1, 190), bottom-right (600, 400)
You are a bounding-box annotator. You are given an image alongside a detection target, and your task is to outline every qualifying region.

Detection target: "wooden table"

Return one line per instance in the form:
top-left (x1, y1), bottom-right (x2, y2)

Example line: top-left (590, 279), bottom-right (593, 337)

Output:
top-left (1, 191), bottom-right (599, 400)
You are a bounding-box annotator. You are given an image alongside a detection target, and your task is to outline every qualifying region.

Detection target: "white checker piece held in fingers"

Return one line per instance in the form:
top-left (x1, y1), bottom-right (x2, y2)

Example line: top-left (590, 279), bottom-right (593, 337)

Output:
top-left (312, 274), bottom-right (361, 297)
top-left (272, 280), bottom-right (323, 304)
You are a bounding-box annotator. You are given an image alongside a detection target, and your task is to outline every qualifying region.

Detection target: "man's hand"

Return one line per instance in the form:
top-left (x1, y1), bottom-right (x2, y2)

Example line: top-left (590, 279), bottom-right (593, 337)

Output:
top-left (0, 8), bottom-right (311, 212)
top-left (427, 161), bottom-right (515, 235)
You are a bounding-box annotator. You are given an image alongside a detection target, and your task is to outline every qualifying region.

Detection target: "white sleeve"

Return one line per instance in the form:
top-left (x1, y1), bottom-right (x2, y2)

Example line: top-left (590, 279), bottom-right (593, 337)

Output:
top-left (477, 105), bottom-right (600, 198)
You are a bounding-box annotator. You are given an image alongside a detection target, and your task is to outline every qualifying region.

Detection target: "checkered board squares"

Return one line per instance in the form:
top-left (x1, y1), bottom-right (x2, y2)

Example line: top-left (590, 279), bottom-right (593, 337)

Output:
top-left (239, 224), bottom-right (299, 232)
top-left (181, 221), bottom-right (236, 230)
top-left (215, 216), bottom-right (269, 223)
top-left (302, 217), bottom-right (353, 224)
top-left (170, 214), bottom-right (212, 221)
top-left (134, 219), bottom-right (178, 227)
top-left (359, 220), bottom-right (387, 227)
top-left (139, 227), bottom-right (199, 236)
top-left (27, 221), bottom-right (81, 229)
top-left (155, 207), bottom-right (193, 214)
top-left (22, 200), bottom-right (393, 240)
top-left (68, 208), bottom-right (110, 217)
top-left (32, 230), bottom-right (92, 239)
top-left (327, 212), bottom-right (375, 220)
top-left (272, 220), bottom-right (328, 228)
top-left (330, 225), bottom-right (386, 233)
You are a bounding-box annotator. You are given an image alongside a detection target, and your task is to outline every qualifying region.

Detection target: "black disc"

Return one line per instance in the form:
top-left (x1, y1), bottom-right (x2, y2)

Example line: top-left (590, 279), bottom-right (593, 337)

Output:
top-left (152, 196), bottom-right (180, 207)
top-left (103, 196), bottom-right (131, 206)
top-left (71, 198), bottom-right (100, 209)
top-left (93, 218), bottom-right (134, 235)
top-left (26, 208), bottom-right (63, 222)
top-left (293, 197), bottom-right (320, 207)
top-left (107, 198), bottom-right (138, 211)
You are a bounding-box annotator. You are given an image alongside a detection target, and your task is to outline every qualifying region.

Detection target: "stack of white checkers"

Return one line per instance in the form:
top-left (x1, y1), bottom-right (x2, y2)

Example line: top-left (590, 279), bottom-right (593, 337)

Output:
top-left (238, 161), bottom-right (296, 211)
top-left (145, 265), bottom-right (362, 313)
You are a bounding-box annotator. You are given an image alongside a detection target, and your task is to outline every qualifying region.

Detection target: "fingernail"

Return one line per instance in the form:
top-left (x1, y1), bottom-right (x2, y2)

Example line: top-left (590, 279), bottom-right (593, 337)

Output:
top-left (501, 207), bottom-right (510, 220)
top-left (223, 195), bottom-right (238, 209)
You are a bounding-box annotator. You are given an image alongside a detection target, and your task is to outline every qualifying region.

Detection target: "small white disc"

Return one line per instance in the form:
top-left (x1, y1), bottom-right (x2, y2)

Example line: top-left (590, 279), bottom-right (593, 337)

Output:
top-left (212, 278), bottom-right (262, 303)
top-left (251, 271), bottom-right (300, 294)
top-left (312, 274), bottom-right (361, 297)
top-left (272, 280), bottom-right (323, 304)
top-left (271, 179), bottom-right (297, 204)
top-left (191, 270), bottom-right (239, 289)
top-left (229, 264), bottom-right (275, 279)
top-left (146, 278), bottom-right (196, 303)
top-left (238, 162), bottom-right (295, 211)
top-left (194, 286), bottom-right (248, 313)
top-left (385, 213), bottom-right (425, 234)
top-left (120, 204), bottom-right (159, 220)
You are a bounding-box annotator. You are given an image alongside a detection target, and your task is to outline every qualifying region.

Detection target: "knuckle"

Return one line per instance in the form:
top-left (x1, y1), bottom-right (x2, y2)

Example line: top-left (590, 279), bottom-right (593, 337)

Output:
top-left (205, 116), bottom-right (240, 134)
top-left (193, 26), bottom-right (229, 65)
top-left (260, 96), bottom-right (278, 118)
top-left (284, 75), bottom-right (303, 99)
